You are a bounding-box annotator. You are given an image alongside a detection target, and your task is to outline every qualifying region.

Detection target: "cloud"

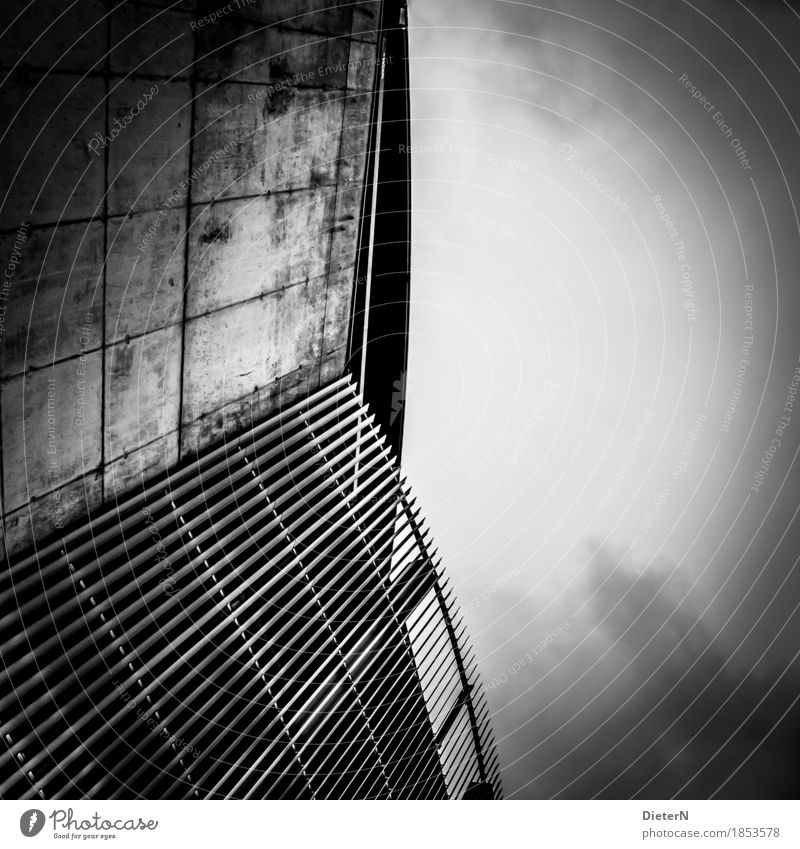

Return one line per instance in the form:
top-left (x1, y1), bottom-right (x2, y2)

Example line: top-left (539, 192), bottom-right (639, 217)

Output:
top-left (407, 0), bottom-right (800, 799)
top-left (491, 541), bottom-right (800, 798)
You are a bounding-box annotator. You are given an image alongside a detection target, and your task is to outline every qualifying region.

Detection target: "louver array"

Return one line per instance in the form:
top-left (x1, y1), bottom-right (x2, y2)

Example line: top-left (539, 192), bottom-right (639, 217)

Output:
top-left (0, 375), bottom-right (501, 799)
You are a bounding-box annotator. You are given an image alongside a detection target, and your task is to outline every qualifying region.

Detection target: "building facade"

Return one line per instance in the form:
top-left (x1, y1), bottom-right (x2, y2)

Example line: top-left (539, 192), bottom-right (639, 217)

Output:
top-left (0, 0), bottom-right (502, 799)
top-left (1, 375), bottom-right (501, 798)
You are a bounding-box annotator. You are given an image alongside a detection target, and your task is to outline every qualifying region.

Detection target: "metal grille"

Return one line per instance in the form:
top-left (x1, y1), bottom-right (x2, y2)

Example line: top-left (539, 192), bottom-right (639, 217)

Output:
top-left (0, 375), bottom-right (502, 799)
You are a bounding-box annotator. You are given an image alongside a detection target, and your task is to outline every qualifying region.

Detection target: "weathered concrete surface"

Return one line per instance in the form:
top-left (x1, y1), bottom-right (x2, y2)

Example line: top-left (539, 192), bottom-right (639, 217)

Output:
top-left (104, 430), bottom-right (179, 501)
top-left (105, 325), bottom-right (182, 462)
top-left (0, 222), bottom-right (104, 378)
top-left (214, 1), bottom-right (380, 41)
top-left (0, 0), bottom-right (107, 73)
top-left (180, 347), bottom-right (345, 459)
top-left (108, 79), bottom-right (193, 216)
top-left (192, 84), bottom-right (346, 200)
top-left (3, 472), bottom-right (103, 559)
top-left (323, 184), bottom-right (368, 354)
top-left (182, 274), bottom-right (327, 443)
top-left (196, 22), bottom-right (353, 87)
top-left (106, 211), bottom-right (185, 343)
top-left (0, 0), bottom-right (383, 558)
top-left (187, 189), bottom-right (336, 316)
top-left (1, 351), bottom-right (102, 512)
top-left (110, 3), bottom-right (195, 79)
top-left (0, 74), bottom-right (105, 228)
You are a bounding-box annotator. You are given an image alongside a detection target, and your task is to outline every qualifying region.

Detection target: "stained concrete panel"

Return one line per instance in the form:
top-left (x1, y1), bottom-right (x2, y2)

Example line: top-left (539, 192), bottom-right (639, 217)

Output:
top-left (104, 430), bottom-right (179, 501)
top-left (338, 89), bottom-right (373, 188)
top-left (105, 325), bottom-right (182, 463)
top-left (1, 351), bottom-right (102, 512)
top-left (2, 471), bottom-right (103, 557)
top-left (106, 210), bottom-right (185, 343)
top-left (182, 276), bottom-right (326, 427)
top-left (0, 222), bottom-right (104, 378)
top-left (0, 0), bottom-right (108, 73)
top-left (192, 83), bottom-right (345, 201)
top-left (351, 2), bottom-right (381, 41)
top-left (346, 38), bottom-right (381, 91)
top-left (318, 345), bottom-right (347, 386)
top-left (196, 20), bottom-right (352, 87)
top-left (132, 1), bottom-right (194, 8)
top-left (326, 183), bottom-right (363, 274)
top-left (180, 347), bottom-right (343, 458)
top-left (108, 79), bottom-right (192, 216)
top-left (110, 2), bottom-right (194, 79)
top-left (322, 184), bottom-right (363, 355)
top-left (202, 1), bottom-right (351, 36)
top-left (1, 0), bottom-right (382, 559)
top-left (218, 1), bottom-right (380, 41)
top-left (187, 189), bottom-right (336, 318)
top-left (0, 74), bottom-right (105, 229)
top-left (322, 263), bottom-right (356, 357)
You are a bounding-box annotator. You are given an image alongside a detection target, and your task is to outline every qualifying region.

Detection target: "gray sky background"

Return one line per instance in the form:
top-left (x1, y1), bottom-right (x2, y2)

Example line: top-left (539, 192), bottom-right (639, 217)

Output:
top-left (402, 0), bottom-right (800, 798)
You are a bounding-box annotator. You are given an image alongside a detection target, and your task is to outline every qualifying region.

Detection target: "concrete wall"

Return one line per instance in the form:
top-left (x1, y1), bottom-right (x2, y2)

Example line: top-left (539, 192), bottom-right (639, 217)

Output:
top-left (0, 0), bottom-right (382, 557)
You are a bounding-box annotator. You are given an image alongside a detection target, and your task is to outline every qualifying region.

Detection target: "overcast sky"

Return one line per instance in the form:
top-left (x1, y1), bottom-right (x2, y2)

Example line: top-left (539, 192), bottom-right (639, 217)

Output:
top-left (402, 0), bottom-right (800, 798)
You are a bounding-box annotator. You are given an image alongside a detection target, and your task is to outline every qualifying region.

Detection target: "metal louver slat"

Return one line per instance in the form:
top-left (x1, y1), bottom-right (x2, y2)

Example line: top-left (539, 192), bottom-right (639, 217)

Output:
top-left (0, 375), bottom-right (502, 800)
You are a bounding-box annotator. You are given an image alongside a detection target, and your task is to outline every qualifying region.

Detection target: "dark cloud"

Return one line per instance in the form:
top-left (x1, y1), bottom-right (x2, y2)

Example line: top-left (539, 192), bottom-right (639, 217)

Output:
top-left (490, 541), bottom-right (800, 798)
